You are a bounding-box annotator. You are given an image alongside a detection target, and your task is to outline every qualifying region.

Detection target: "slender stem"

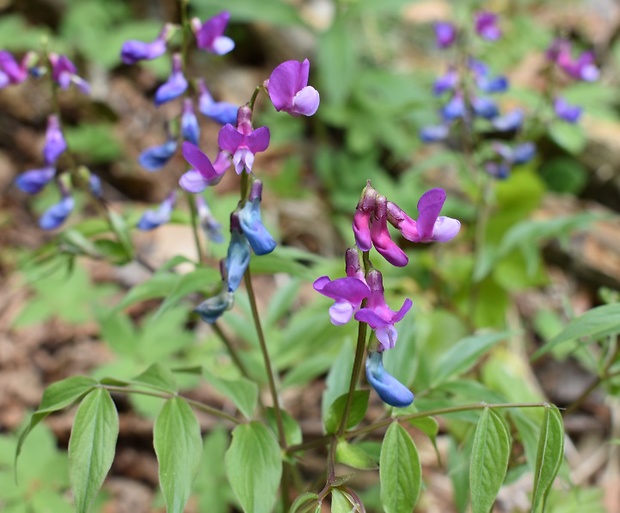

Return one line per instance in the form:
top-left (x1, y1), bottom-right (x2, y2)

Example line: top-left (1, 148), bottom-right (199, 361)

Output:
top-left (100, 384), bottom-right (240, 424)
top-left (186, 191), bottom-right (205, 264)
top-left (212, 320), bottom-right (252, 380)
top-left (287, 401), bottom-right (552, 453)
top-left (248, 86), bottom-right (262, 111)
top-left (337, 320), bottom-right (368, 438)
top-left (243, 268), bottom-right (287, 448)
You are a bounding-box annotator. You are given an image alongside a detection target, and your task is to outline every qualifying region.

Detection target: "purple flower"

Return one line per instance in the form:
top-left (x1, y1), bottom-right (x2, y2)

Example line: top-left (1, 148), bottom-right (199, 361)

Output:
top-left (313, 274), bottom-right (370, 326)
top-left (355, 270), bottom-right (412, 350)
top-left (554, 97), bottom-right (582, 123)
top-left (197, 80), bottom-right (238, 125)
top-left (266, 59), bottom-right (320, 117)
top-left (238, 180), bottom-right (277, 255)
top-left (137, 191), bottom-right (176, 231)
top-left (441, 94), bottom-right (465, 121)
top-left (471, 97), bottom-right (499, 119)
top-left (43, 115), bottom-right (67, 165)
top-left (179, 142), bottom-right (230, 193)
top-left (49, 54), bottom-right (90, 94)
top-left (39, 195), bottom-right (74, 230)
top-left (551, 41), bottom-right (600, 82)
top-left (196, 195), bottom-right (223, 243)
top-left (121, 24), bottom-right (172, 64)
top-left (154, 53), bottom-right (187, 105)
top-left (15, 167), bottom-right (55, 194)
top-left (192, 11), bottom-right (235, 55)
top-left (477, 74), bottom-right (509, 94)
top-left (353, 183), bottom-right (377, 251)
top-left (366, 351), bottom-right (414, 407)
top-left (370, 196), bottom-right (408, 267)
top-left (0, 51), bottom-right (31, 87)
top-left (475, 12), bottom-right (501, 41)
top-left (218, 106), bottom-right (270, 174)
top-left (419, 124), bottom-right (449, 143)
top-left (138, 139), bottom-right (177, 171)
top-left (484, 161), bottom-right (510, 179)
top-left (485, 141), bottom-right (536, 179)
top-left (89, 174), bottom-right (103, 197)
top-left (433, 67), bottom-right (458, 96)
top-left (226, 213), bottom-right (251, 292)
top-left (181, 99), bottom-right (200, 145)
top-left (512, 142), bottom-right (536, 164)
top-left (388, 188), bottom-right (460, 243)
top-left (491, 109), bottom-right (523, 131)
top-left (195, 288), bottom-right (234, 323)
top-left (434, 22), bottom-right (457, 49)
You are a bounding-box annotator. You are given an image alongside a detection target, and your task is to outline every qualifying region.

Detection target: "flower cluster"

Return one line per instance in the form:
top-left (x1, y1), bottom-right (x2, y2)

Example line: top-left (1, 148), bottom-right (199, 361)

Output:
top-left (422, 12), bottom-right (537, 179)
top-left (314, 184), bottom-right (460, 407)
top-left (545, 39), bottom-right (600, 124)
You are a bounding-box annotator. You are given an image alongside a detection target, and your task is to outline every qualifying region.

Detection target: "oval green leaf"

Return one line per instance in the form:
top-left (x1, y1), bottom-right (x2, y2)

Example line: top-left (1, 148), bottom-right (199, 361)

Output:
top-left (225, 421), bottom-right (282, 513)
top-left (531, 405), bottom-right (564, 513)
top-left (154, 397), bottom-right (203, 513)
top-left (470, 408), bottom-right (511, 513)
top-left (203, 369), bottom-right (258, 420)
top-left (68, 388), bottom-right (119, 513)
top-left (324, 390), bottom-right (369, 434)
top-left (132, 363), bottom-right (177, 393)
top-left (380, 422), bottom-right (421, 513)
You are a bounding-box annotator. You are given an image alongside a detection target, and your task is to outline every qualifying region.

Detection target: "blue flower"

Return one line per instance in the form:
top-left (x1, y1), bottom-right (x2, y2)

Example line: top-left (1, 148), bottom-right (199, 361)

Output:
top-left (194, 289), bottom-right (234, 323)
top-left (137, 192), bottom-right (176, 231)
top-left (138, 139), bottom-right (177, 171)
top-left (181, 99), bottom-right (200, 145)
top-left (43, 115), bottom-right (67, 165)
top-left (15, 166), bottom-right (55, 194)
top-left (471, 97), bottom-right (499, 119)
top-left (554, 97), bottom-right (582, 123)
top-left (226, 213), bottom-right (251, 292)
top-left (39, 195), bottom-right (74, 230)
top-left (419, 124), bottom-right (449, 143)
top-left (441, 94), bottom-right (465, 121)
top-left (238, 180), bottom-right (276, 255)
top-left (366, 351), bottom-right (414, 408)
top-left (492, 109), bottom-right (523, 131)
top-left (154, 53), bottom-right (188, 105)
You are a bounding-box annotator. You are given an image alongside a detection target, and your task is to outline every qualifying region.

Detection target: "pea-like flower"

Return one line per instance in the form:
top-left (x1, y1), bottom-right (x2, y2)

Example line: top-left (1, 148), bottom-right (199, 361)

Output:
top-left (419, 124), bottom-right (449, 143)
top-left (475, 12), bottom-right (501, 41)
top-left (471, 96), bottom-right (499, 119)
top-left (366, 351), bottom-right (414, 408)
top-left (154, 53), bottom-right (187, 105)
top-left (137, 191), bottom-right (176, 231)
top-left (195, 288), bottom-right (234, 323)
top-left (138, 139), bottom-right (178, 172)
top-left (15, 167), bottom-right (55, 194)
top-left (181, 99), bottom-right (200, 145)
top-left (554, 97), bottom-right (582, 123)
top-left (197, 80), bottom-right (238, 125)
top-left (433, 68), bottom-right (458, 96)
top-left (485, 142), bottom-right (536, 179)
top-left (441, 94), bottom-right (465, 121)
top-left (40, 194), bottom-right (74, 230)
top-left (218, 106), bottom-right (270, 174)
top-left (354, 270), bottom-right (412, 351)
top-left (370, 196), bottom-right (408, 267)
top-left (49, 53), bottom-right (90, 94)
top-left (192, 12), bottom-right (235, 55)
top-left (387, 188), bottom-right (461, 244)
top-left (121, 24), bottom-right (173, 64)
top-left (196, 195), bottom-right (223, 243)
top-left (548, 40), bottom-right (599, 82)
top-left (238, 179), bottom-right (276, 255)
top-left (434, 22), bottom-right (457, 49)
top-left (491, 109), bottom-right (523, 131)
top-left (0, 51), bottom-right (32, 87)
top-left (44, 115), bottom-right (67, 165)
top-left (226, 213), bottom-right (251, 292)
top-left (265, 59), bottom-right (320, 117)
top-left (179, 142), bottom-right (231, 193)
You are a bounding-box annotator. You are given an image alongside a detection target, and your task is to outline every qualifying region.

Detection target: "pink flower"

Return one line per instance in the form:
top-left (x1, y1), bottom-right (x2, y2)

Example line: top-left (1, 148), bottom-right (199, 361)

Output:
top-left (266, 59), bottom-right (320, 117)
top-left (192, 12), bottom-right (235, 55)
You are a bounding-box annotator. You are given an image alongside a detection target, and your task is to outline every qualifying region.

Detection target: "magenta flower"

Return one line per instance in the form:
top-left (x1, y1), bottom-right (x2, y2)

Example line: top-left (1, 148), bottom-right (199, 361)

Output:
top-left (475, 12), bottom-right (501, 41)
top-left (266, 59), bottom-right (320, 117)
top-left (434, 22), bottom-right (457, 49)
top-left (354, 270), bottom-right (412, 351)
top-left (49, 54), bottom-right (90, 94)
top-left (352, 183), bottom-right (377, 251)
top-left (0, 51), bottom-right (31, 87)
top-left (179, 142), bottom-right (230, 193)
top-left (314, 275), bottom-right (370, 326)
top-left (218, 106), bottom-right (270, 174)
top-left (192, 12), bottom-right (235, 55)
top-left (370, 196), bottom-right (408, 267)
top-left (388, 188), bottom-right (460, 243)
top-left (121, 24), bottom-right (172, 64)
top-left (43, 115), bottom-right (67, 165)
top-left (154, 53), bottom-right (188, 105)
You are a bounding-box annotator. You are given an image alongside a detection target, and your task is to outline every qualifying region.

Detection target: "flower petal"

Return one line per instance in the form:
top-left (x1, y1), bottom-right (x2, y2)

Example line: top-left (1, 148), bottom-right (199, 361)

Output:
top-left (416, 188), bottom-right (446, 240)
top-left (366, 351), bottom-right (414, 408)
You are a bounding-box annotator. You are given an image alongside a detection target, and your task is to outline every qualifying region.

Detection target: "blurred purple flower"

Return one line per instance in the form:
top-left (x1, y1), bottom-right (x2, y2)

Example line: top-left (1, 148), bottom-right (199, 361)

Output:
top-left (433, 67), bottom-right (458, 96)
top-left (196, 195), bottom-right (223, 243)
top-left (39, 195), bottom-right (74, 230)
top-left (15, 167), bottom-right (55, 194)
top-left (441, 94), bottom-right (465, 121)
top-left (192, 11), bottom-right (235, 55)
top-left (181, 99), bottom-right (200, 145)
top-left (121, 24), bottom-right (172, 64)
top-left (419, 124), bottom-right (449, 143)
top-left (137, 191), bottom-right (176, 231)
top-left (549, 40), bottom-right (600, 82)
top-left (138, 139), bottom-right (177, 171)
top-left (154, 53), bottom-right (187, 105)
top-left (43, 115), bottom-right (67, 165)
top-left (0, 51), bottom-right (32, 87)
top-left (218, 106), bottom-right (270, 174)
top-left (554, 97), bottom-right (582, 123)
top-left (89, 174), bottom-right (103, 197)
top-left (475, 12), bottom-right (501, 41)
top-left (434, 22), bottom-right (457, 49)
top-left (366, 351), bottom-right (414, 407)
top-left (266, 59), bottom-right (320, 117)
top-left (49, 54), bottom-right (90, 94)
top-left (197, 79), bottom-right (238, 125)
top-left (492, 109), bottom-right (523, 131)
top-left (471, 96), bottom-right (499, 119)
top-left (179, 141), bottom-right (230, 193)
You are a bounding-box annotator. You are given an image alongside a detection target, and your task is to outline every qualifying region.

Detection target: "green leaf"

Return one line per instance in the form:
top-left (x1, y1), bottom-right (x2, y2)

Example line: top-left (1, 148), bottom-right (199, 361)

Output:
top-left (154, 397), bottom-right (203, 513)
top-left (69, 388), bottom-right (119, 513)
top-left (249, 246), bottom-right (324, 280)
top-left (155, 267), bottom-right (219, 319)
top-left (380, 422), bottom-right (421, 513)
top-left (548, 122), bottom-right (586, 155)
top-left (16, 376), bottom-right (97, 464)
top-left (64, 123), bottom-right (122, 164)
top-left (132, 363), bottom-right (178, 393)
top-left (533, 304), bottom-right (620, 358)
top-left (321, 341), bottom-right (355, 419)
top-left (470, 408), bottom-right (511, 513)
top-left (265, 408), bottom-right (302, 446)
top-left (203, 369), bottom-right (258, 420)
top-left (336, 440), bottom-right (377, 470)
top-left (324, 390), bottom-right (369, 434)
top-left (330, 488), bottom-right (356, 513)
top-left (531, 405), bottom-right (564, 513)
top-left (116, 272), bottom-right (179, 310)
top-left (108, 211), bottom-right (134, 259)
top-left (289, 492), bottom-right (320, 513)
top-left (225, 422), bottom-right (282, 513)
top-left (432, 332), bottom-right (509, 386)
top-left (195, 0), bottom-right (303, 25)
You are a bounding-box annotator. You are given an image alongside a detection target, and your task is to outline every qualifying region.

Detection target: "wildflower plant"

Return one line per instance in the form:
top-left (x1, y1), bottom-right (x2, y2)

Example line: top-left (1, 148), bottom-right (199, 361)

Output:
top-left (13, 3), bottom-right (608, 513)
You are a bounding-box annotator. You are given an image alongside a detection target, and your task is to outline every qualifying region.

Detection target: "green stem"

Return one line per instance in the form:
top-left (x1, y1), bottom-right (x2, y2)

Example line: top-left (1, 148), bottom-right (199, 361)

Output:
top-left (248, 86), bottom-right (262, 111)
top-left (186, 191), bottom-right (205, 264)
top-left (337, 320), bottom-right (368, 438)
top-left (212, 320), bottom-right (252, 380)
top-left (243, 268), bottom-right (287, 448)
top-left (100, 384), bottom-right (240, 424)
